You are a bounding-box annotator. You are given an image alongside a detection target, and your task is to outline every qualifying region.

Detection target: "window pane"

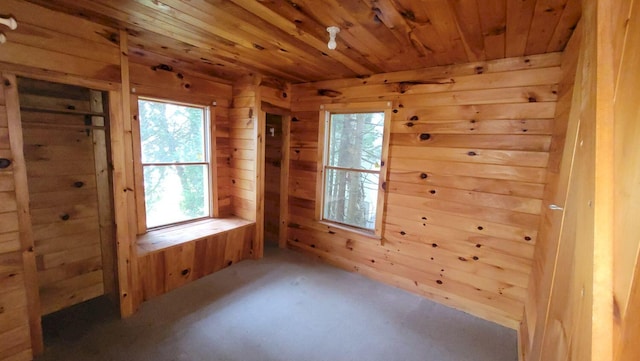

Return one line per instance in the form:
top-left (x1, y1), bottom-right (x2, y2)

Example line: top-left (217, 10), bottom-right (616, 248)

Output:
top-left (328, 112), bottom-right (384, 170)
top-left (144, 165), bottom-right (209, 228)
top-left (138, 100), bottom-right (206, 163)
top-left (323, 168), bottom-right (379, 229)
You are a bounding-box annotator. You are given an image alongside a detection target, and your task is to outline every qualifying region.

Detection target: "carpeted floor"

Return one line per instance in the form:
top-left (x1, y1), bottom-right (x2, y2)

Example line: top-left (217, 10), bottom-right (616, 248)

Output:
top-left (36, 246), bottom-right (518, 361)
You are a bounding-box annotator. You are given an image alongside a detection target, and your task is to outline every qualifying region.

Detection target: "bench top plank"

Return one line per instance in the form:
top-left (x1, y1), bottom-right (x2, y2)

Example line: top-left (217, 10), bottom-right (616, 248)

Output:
top-left (136, 217), bottom-right (254, 256)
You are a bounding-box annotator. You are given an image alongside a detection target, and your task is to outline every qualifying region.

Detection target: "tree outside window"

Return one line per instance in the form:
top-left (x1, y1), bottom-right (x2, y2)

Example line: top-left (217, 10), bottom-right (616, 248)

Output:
top-left (138, 99), bottom-right (211, 228)
top-left (322, 111), bottom-right (386, 231)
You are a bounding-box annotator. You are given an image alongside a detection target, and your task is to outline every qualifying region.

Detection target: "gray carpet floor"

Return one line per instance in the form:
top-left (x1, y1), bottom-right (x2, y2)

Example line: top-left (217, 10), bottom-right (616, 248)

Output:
top-left (36, 246), bottom-right (518, 361)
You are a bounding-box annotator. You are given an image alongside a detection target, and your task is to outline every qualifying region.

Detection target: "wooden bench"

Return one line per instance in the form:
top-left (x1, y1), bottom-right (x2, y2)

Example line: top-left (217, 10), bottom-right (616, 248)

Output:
top-left (136, 217), bottom-right (255, 301)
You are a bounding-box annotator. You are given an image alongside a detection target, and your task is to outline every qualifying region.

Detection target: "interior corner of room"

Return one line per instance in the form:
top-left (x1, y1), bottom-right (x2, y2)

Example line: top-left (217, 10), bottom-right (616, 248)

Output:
top-left (0, 1), bottom-right (638, 361)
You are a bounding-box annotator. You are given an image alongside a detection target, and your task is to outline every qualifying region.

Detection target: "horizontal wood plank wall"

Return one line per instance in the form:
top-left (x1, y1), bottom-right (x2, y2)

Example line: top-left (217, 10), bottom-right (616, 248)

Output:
top-left (230, 75), bottom-right (259, 222)
top-left (19, 80), bottom-right (108, 316)
top-left (0, 0), bottom-right (120, 87)
top-left (288, 53), bottom-right (563, 328)
top-left (0, 3), bottom-right (121, 358)
top-left (127, 54), bottom-right (234, 218)
top-left (521, 22), bottom-right (582, 359)
top-left (260, 78), bottom-right (291, 111)
top-left (216, 101), bottom-right (233, 217)
top-left (0, 75), bottom-right (33, 361)
top-left (137, 223), bottom-right (254, 300)
top-left (228, 75), bottom-right (261, 257)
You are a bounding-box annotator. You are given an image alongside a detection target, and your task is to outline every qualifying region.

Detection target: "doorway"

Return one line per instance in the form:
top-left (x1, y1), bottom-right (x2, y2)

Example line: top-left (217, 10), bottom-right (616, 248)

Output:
top-left (262, 108), bottom-right (291, 248)
top-left (17, 77), bottom-right (116, 316)
top-left (264, 113), bottom-right (283, 247)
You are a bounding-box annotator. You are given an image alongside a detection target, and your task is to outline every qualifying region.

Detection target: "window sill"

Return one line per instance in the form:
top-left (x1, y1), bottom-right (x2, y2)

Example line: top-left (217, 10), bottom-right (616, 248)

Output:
top-left (136, 217), bottom-right (254, 256)
top-left (318, 220), bottom-right (382, 241)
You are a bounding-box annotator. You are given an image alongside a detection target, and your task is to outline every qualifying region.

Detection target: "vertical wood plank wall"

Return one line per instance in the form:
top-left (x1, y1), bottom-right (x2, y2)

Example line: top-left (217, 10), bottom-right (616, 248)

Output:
top-left (0, 74), bottom-right (34, 361)
top-left (521, 21), bottom-right (582, 359)
top-left (523, 1), bottom-right (620, 360)
top-left (612, 0), bottom-right (640, 360)
top-left (288, 53), bottom-right (562, 328)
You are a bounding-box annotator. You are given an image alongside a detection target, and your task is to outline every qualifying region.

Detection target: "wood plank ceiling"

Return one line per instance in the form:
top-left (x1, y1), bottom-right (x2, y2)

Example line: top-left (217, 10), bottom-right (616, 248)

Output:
top-left (25, 0), bottom-right (581, 83)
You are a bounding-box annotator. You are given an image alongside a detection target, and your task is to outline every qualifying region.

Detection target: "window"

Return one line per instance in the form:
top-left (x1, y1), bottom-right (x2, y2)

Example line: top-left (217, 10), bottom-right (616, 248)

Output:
top-left (319, 103), bottom-right (391, 235)
top-left (138, 98), bottom-right (211, 228)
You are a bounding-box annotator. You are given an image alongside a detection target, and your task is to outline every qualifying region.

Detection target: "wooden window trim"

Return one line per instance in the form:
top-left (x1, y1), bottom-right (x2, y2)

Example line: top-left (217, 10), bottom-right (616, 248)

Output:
top-left (316, 101), bottom-right (392, 238)
top-left (132, 96), bottom-right (218, 234)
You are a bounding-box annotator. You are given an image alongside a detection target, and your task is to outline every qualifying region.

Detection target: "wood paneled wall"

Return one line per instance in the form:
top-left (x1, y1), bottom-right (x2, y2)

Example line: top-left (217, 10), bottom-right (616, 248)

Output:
top-left (612, 1), bottom-right (640, 360)
top-left (0, 0), bottom-right (120, 87)
top-left (0, 3), bottom-right (124, 359)
top-left (522, 1), bottom-right (623, 360)
top-left (287, 53), bottom-right (562, 328)
top-left (521, 20), bottom-right (582, 359)
top-left (0, 74), bottom-right (37, 361)
top-left (228, 76), bottom-right (291, 254)
top-left (18, 79), bottom-right (115, 316)
top-left (229, 75), bottom-right (260, 223)
top-left (137, 219), bottom-right (254, 300)
top-left (0, 2), bottom-right (256, 359)
top-left (127, 53), bottom-right (234, 220)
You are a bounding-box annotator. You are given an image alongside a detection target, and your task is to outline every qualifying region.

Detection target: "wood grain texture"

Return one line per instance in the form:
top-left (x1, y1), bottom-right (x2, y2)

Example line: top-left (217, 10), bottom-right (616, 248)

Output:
top-left (0, 0), bottom-right (120, 83)
top-left (127, 40), bottom-right (234, 218)
top-left (229, 77), bottom-right (258, 217)
top-left (612, 1), bottom-right (640, 360)
top-left (24, 0), bottom-right (580, 83)
top-left (137, 220), bottom-right (254, 300)
top-left (287, 54), bottom-right (561, 328)
top-left (19, 79), bottom-right (112, 316)
top-left (264, 114), bottom-right (282, 246)
top-left (108, 34), bottom-right (139, 316)
top-left (0, 74), bottom-right (34, 361)
top-left (525, 0), bottom-right (618, 359)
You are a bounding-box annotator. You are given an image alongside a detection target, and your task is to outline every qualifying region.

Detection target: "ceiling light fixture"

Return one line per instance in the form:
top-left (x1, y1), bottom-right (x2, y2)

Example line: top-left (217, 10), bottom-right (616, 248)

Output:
top-left (326, 26), bottom-right (340, 50)
top-left (0, 16), bottom-right (17, 45)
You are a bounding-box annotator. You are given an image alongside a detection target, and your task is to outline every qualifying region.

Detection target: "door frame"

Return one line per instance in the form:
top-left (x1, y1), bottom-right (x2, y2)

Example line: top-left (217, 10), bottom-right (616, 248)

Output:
top-left (261, 102), bottom-right (290, 248)
top-left (0, 67), bottom-right (126, 355)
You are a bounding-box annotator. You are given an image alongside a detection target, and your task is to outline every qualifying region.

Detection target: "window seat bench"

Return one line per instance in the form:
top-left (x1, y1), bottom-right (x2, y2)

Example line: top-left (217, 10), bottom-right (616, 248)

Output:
top-left (136, 217), bottom-right (256, 301)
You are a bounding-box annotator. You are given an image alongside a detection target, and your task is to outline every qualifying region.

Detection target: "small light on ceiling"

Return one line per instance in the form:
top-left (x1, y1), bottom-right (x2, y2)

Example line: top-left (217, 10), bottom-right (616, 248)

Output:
top-left (326, 26), bottom-right (340, 50)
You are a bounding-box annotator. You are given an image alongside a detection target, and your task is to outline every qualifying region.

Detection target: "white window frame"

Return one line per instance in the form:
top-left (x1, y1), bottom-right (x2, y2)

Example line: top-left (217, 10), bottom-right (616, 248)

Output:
top-left (316, 101), bottom-right (392, 237)
top-left (135, 96), bottom-right (214, 230)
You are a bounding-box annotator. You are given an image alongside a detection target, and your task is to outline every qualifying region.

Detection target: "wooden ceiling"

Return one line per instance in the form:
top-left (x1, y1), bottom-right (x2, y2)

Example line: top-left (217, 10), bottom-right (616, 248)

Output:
top-left (26, 0), bottom-right (581, 84)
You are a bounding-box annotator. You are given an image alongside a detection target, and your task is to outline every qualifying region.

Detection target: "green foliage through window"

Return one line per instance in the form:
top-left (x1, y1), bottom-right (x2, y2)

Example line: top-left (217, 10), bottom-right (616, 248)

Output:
top-left (138, 99), bottom-right (210, 228)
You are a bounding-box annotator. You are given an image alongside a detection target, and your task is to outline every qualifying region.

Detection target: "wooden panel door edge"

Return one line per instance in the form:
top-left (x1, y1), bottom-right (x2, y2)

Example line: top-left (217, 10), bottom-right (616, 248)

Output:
top-left (254, 78), bottom-right (265, 259)
top-left (258, 101), bottom-right (291, 249)
top-left (278, 114), bottom-right (290, 249)
top-left (3, 72), bottom-right (43, 355)
top-left (110, 29), bottom-right (141, 317)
